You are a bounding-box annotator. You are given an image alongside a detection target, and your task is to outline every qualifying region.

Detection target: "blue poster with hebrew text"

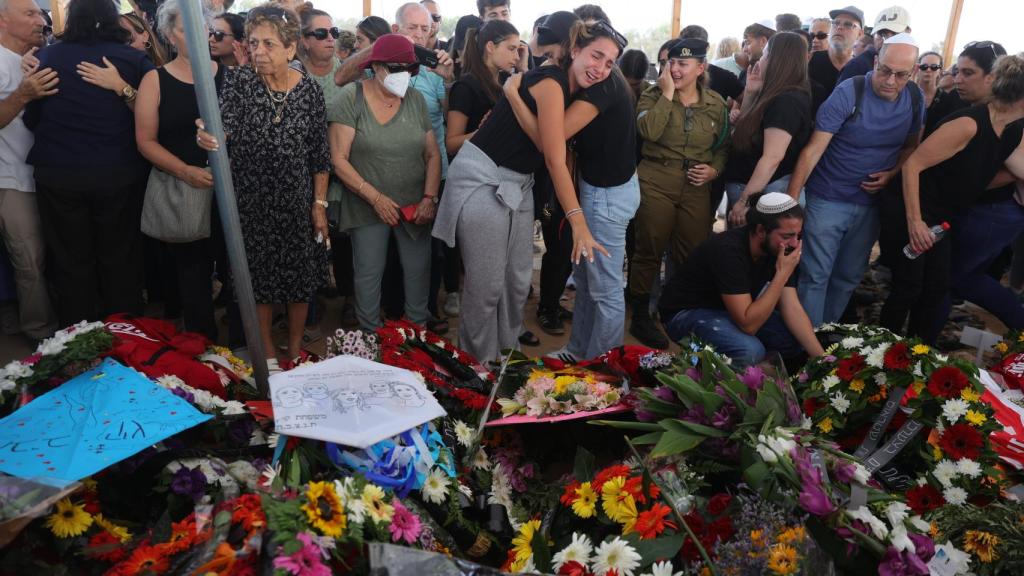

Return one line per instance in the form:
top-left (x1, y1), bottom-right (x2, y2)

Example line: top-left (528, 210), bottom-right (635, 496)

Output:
top-left (0, 358), bottom-right (211, 484)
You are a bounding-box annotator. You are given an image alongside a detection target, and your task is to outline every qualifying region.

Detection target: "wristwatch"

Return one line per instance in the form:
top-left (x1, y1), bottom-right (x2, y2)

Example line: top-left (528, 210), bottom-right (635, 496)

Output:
top-left (314, 199), bottom-right (329, 209)
top-left (121, 84), bottom-right (137, 102)
top-left (424, 195), bottom-right (439, 205)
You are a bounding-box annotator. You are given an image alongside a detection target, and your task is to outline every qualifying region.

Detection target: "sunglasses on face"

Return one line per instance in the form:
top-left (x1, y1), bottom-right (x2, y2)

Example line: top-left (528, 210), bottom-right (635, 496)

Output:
top-left (304, 27), bottom-right (340, 40)
top-left (209, 30), bottom-right (234, 41)
top-left (810, 32), bottom-right (829, 40)
top-left (918, 63), bottom-right (942, 71)
top-left (431, 14), bottom-right (442, 22)
top-left (383, 63), bottom-right (413, 73)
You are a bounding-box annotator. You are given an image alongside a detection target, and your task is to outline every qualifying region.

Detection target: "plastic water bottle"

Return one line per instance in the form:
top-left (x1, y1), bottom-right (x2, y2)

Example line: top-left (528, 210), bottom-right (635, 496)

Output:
top-left (903, 222), bottom-right (950, 259)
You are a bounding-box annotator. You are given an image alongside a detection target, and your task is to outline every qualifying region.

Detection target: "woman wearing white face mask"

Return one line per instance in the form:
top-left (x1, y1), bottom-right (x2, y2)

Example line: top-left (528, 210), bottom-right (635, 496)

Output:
top-left (328, 34), bottom-right (442, 333)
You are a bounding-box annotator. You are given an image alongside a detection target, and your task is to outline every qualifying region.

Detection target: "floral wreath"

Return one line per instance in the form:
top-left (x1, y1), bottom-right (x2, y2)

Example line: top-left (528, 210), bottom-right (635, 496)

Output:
top-left (796, 324), bottom-right (1004, 514)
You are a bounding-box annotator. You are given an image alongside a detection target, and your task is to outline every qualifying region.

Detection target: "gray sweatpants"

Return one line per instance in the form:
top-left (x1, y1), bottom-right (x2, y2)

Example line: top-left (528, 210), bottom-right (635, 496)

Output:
top-left (456, 186), bottom-right (534, 364)
top-left (350, 222), bottom-right (431, 332)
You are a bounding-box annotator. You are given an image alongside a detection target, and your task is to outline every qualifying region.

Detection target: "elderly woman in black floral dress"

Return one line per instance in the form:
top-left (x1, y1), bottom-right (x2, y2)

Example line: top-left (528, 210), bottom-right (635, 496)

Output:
top-left (197, 3), bottom-right (330, 372)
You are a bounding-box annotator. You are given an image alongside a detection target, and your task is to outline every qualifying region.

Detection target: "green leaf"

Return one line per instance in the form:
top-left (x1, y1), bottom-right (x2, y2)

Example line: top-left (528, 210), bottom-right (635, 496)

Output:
top-left (624, 532), bottom-right (686, 569)
top-left (743, 461), bottom-right (769, 488)
top-left (657, 373), bottom-right (705, 408)
top-left (531, 527), bottom-right (552, 573)
top-left (287, 452), bottom-right (301, 488)
top-left (754, 390), bottom-right (786, 425)
top-left (214, 510), bottom-right (232, 529)
top-left (650, 429), bottom-right (705, 458)
top-left (661, 418), bottom-right (729, 438)
top-left (573, 447), bottom-right (596, 481)
top-left (631, 431), bottom-right (664, 445)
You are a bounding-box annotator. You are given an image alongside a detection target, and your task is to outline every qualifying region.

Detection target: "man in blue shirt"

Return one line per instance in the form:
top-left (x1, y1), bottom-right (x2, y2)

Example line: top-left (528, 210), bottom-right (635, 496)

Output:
top-left (786, 34), bottom-right (924, 326)
top-left (836, 5), bottom-right (912, 84)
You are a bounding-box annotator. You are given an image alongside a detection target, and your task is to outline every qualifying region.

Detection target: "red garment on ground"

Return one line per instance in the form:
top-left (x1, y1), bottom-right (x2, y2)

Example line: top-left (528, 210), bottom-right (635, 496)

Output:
top-left (105, 314), bottom-right (226, 398)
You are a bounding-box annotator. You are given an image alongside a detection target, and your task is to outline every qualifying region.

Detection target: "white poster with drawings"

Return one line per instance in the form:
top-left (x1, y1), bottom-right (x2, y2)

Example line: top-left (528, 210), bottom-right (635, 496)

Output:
top-left (269, 355), bottom-right (446, 448)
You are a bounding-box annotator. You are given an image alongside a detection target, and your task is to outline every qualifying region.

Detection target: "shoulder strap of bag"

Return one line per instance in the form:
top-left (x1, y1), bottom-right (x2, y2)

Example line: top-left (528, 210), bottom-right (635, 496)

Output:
top-left (711, 104), bottom-right (729, 152)
top-left (840, 75), bottom-right (866, 130)
top-left (907, 79), bottom-right (922, 128)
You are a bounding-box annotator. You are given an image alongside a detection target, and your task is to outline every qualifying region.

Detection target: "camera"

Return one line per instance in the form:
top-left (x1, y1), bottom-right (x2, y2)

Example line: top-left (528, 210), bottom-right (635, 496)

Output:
top-left (414, 45), bottom-right (439, 68)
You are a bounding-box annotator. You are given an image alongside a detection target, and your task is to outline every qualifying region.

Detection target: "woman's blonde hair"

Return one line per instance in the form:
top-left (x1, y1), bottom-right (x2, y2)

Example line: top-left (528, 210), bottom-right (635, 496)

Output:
top-left (991, 53), bottom-right (1024, 105)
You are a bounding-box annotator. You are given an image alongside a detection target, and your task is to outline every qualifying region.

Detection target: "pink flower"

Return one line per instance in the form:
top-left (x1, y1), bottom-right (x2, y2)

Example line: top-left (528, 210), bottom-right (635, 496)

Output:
top-left (273, 532), bottom-right (331, 576)
top-left (389, 499), bottom-right (422, 545)
top-left (23, 353), bottom-right (42, 366)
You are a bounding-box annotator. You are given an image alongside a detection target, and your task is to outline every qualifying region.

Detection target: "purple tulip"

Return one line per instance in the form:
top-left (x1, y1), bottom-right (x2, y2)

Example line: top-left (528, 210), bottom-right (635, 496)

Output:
top-left (678, 405), bottom-right (708, 425)
top-left (635, 409), bottom-right (658, 422)
top-left (739, 365), bottom-right (765, 390)
top-left (685, 367), bottom-right (702, 381)
top-left (833, 461), bottom-right (857, 484)
top-left (711, 403), bottom-right (737, 429)
top-left (170, 466), bottom-right (208, 502)
top-left (878, 547), bottom-right (930, 576)
top-left (652, 386), bottom-right (676, 402)
top-left (908, 533), bottom-right (935, 563)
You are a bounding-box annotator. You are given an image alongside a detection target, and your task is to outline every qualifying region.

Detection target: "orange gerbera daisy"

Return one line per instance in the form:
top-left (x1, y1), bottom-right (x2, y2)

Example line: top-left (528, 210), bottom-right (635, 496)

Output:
top-left (634, 503), bottom-right (674, 540)
top-left (108, 544), bottom-right (170, 576)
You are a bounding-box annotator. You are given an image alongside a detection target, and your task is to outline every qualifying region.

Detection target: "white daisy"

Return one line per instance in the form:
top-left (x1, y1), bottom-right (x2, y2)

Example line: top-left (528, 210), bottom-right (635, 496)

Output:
top-left (552, 532), bottom-right (594, 571)
top-left (592, 536), bottom-right (642, 576)
top-left (453, 420), bottom-right (474, 448)
top-left (955, 459), bottom-right (982, 479)
top-left (421, 468), bottom-right (450, 505)
top-left (866, 344), bottom-right (889, 369)
top-left (942, 399), bottom-right (970, 424)
top-left (851, 463), bottom-right (871, 484)
top-left (472, 447), bottom-right (492, 471)
top-left (841, 336), bottom-right (864, 349)
top-left (830, 392), bottom-right (851, 414)
top-left (874, 372), bottom-right (887, 386)
top-left (642, 560), bottom-right (684, 576)
top-left (487, 463), bottom-right (512, 508)
top-left (822, 374), bottom-right (840, 392)
top-left (933, 460), bottom-right (959, 488)
top-left (943, 486), bottom-right (968, 506)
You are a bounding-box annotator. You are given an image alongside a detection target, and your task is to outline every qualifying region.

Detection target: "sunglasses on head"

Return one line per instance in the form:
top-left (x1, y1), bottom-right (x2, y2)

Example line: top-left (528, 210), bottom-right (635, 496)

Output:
top-left (209, 30), bottom-right (234, 42)
top-left (431, 14), bottom-right (442, 22)
top-left (250, 6), bottom-right (290, 24)
top-left (810, 32), bottom-right (829, 40)
top-left (964, 40), bottom-right (1000, 59)
top-left (918, 63), bottom-right (941, 71)
top-left (590, 20), bottom-right (628, 50)
top-left (304, 27), bottom-right (340, 40)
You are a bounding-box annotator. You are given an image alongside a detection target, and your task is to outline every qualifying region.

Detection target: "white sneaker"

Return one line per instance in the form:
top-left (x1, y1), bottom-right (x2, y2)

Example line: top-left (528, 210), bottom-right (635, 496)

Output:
top-left (443, 293), bottom-right (460, 317)
top-left (547, 347), bottom-right (579, 364)
top-left (266, 358), bottom-right (282, 375)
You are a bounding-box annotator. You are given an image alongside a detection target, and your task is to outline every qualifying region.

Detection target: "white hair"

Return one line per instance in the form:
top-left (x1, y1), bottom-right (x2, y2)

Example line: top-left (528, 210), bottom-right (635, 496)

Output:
top-left (157, 0), bottom-right (211, 39)
top-left (395, 2), bottom-right (429, 27)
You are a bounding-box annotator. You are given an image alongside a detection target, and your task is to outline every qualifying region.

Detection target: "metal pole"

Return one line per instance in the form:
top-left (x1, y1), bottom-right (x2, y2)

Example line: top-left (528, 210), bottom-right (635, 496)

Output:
top-left (180, 0), bottom-right (270, 396)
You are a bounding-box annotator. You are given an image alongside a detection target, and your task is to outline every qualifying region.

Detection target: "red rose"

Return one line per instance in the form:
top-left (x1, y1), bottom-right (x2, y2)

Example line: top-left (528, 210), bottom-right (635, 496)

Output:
top-left (906, 484), bottom-right (945, 514)
top-left (709, 516), bottom-right (735, 542)
top-left (883, 342), bottom-right (912, 370)
top-left (803, 398), bottom-right (823, 417)
top-left (707, 493), bottom-right (733, 516)
top-left (939, 423), bottom-right (984, 460)
top-left (836, 353), bottom-right (866, 381)
top-left (682, 511), bottom-right (705, 535)
top-left (927, 366), bottom-right (970, 399)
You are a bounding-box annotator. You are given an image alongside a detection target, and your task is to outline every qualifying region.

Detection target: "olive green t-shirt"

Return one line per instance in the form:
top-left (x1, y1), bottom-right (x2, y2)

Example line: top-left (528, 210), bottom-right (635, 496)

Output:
top-left (328, 81), bottom-right (431, 234)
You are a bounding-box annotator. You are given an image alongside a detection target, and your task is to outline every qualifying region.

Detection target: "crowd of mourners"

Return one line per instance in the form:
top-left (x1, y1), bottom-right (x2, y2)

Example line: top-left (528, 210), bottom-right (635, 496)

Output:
top-left (1, 0), bottom-right (1023, 370)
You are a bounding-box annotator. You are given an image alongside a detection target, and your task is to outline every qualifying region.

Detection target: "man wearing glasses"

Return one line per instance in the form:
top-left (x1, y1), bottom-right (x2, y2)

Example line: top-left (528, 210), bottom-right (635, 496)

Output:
top-left (837, 6), bottom-right (911, 85)
top-left (786, 34), bottom-right (924, 328)
top-left (808, 5), bottom-right (863, 100)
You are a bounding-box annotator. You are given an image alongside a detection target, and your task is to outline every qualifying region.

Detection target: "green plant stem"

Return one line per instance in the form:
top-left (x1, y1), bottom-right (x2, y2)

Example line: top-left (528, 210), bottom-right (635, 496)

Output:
top-left (625, 437), bottom-right (720, 576)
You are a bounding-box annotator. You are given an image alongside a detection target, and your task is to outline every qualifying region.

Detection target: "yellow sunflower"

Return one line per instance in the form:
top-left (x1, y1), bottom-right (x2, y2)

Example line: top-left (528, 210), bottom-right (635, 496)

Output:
top-left (45, 498), bottom-right (93, 538)
top-left (93, 513), bottom-right (131, 543)
top-left (361, 484), bottom-right (394, 524)
top-left (570, 482), bottom-right (598, 518)
top-left (301, 481), bottom-right (347, 537)
top-left (777, 526), bottom-right (806, 546)
top-left (511, 519), bottom-right (541, 563)
top-left (766, 544), bottom-right (800, 575)
top-left (964, 530), bottom-right (1000, 563)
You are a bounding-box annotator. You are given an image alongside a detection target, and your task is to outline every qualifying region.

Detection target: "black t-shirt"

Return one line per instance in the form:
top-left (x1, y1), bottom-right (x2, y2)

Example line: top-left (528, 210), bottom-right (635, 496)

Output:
top-left (724, 90), bottom-right (812, 184)
top-left (924, 89), bottom-right (967, 138)
top-left (659, 228), bottom-right (798, 320)
top-left (472, 65), bottom-right (569, 174)
top-left (920, 106), bottom-right (1024, 223)
top-left (708, 64), bottom-right (743, 101)
top-left (808, 51), bottom-right (843, 115)
top-left (449, 74), bottom-right (495, 133)
top-left (573, 71), bottom-right (638, 187)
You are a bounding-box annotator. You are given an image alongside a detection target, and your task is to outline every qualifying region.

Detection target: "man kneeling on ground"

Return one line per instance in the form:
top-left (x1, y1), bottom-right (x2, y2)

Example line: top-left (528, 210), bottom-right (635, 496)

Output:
top-left (658, 192), bottom-right (824, 366)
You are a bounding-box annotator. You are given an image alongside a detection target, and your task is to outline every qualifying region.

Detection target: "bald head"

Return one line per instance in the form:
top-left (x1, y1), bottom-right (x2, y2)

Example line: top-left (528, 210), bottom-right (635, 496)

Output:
top-left (873, 42), bottom-right (919, 101)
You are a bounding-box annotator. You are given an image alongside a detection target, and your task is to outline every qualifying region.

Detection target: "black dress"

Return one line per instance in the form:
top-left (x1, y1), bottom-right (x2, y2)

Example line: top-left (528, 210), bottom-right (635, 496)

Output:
top-left (220, 66), bottom-right (331, 303)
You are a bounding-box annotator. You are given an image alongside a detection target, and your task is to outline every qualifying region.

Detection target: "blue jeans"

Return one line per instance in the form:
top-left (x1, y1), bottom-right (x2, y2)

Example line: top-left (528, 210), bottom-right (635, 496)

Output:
top-left (942, 200), bottom-right (1024, 330)
top-left (799, 195), bottom-right (880, 326)
top-left (724, 175), bottom-right (794, 221)
top-left (664, 308), bottom-right (802, 367)
top-left (568, 175), bottom-right (641, 359)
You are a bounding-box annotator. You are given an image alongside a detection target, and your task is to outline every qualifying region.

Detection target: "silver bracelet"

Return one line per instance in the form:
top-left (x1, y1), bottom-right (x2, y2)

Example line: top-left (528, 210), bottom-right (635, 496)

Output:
top-left (565, 208), bottom-right (583, 219)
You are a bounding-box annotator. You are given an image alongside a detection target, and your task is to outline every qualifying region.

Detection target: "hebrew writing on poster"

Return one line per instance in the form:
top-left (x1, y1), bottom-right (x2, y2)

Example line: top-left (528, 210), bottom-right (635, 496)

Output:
top-left (269, 355), bottom-right (446, 449)
top-left (0, 358), bottom-right (211, 485)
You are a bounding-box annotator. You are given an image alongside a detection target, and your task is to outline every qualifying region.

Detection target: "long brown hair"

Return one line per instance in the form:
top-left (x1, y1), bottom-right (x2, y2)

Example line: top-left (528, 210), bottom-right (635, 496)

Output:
top-left (557, 19), bottom-right (624, 72)
top-left (460, 20), bottom-right (518, 104)
top-left (120, 12), bottom-right (167, 66)
top-left (731, 31), bottom-right (809, 152)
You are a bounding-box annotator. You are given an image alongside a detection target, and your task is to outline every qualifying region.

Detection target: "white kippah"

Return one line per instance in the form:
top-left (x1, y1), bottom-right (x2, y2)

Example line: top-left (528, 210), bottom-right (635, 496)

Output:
top-left (756, 18), bottom-right (777, 31)
top-left (883, 32), bottom-right (918, 48)
top-left (756, 192), bottom-right (798, 214)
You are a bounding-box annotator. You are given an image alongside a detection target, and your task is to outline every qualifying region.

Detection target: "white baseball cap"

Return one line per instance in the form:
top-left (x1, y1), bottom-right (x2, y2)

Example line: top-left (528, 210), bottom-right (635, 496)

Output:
top-left (873, 6), bottom-right (911, 34)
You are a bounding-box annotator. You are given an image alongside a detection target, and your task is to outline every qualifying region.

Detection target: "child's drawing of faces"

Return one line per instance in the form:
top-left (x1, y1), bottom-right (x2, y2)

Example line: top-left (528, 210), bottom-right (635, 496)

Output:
top-left (369, 381), bottom-right (391, 397)
top-left (336, 388), bottom-right (361, 407)
top-left (392, 383), bottom-right (424, 405)
top-left (275, 386), bottom-right (304, 408)
top-left (305, 383), bottom-right (329, 399)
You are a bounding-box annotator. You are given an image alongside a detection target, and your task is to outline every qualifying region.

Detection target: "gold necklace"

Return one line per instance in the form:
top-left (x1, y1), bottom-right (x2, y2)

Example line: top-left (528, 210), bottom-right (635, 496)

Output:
top-left (263, 74), bottom-right (293, 124)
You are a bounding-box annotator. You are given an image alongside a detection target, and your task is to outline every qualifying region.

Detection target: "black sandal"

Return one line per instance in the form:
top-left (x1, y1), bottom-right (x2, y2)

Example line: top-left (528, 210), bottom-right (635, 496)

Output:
top-left (518, 330), bottom-right (540, 346)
